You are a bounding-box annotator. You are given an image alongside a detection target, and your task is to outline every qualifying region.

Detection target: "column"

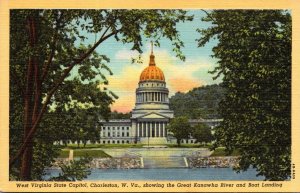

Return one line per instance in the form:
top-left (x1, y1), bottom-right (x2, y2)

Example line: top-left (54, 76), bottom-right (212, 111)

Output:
top-left (162, 123), bottom-right (165, 137)
top-left (149, 122), bottom-right (152, 138)
top-left (145, 122), bottom-right (148, 137)
top-left (139, 122), bottom-right (144, 137)
top-left (153, 122), bottom-right (156, 137)
top-left (142, 122), bottom-right (144, 137)
top-left (158, 122), bottom-right (161, 137)
top-left (137, 123), bottom-right (140, 137)
top-left (156, 122), bottom-right (159, 137)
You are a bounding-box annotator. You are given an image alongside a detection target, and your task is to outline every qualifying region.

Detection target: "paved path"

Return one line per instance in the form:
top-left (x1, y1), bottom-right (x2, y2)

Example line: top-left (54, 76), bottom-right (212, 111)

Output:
top-left (98, 148), bottom-right (212, 157)
top-left (93, 148), bottom-right (212, 168)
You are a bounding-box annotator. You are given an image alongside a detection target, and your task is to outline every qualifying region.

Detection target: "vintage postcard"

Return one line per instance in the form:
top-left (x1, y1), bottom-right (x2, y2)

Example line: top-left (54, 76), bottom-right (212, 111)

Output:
top-left (0, 0), bottom-right (299, 192)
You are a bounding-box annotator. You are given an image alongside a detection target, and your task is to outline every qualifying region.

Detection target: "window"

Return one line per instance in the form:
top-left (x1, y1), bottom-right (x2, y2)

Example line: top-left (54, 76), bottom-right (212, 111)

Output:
top-left (122, 132), bottom-right (125, 137)
top-left (108, 132), bottom-right (110, 137)
top-left (103, 141), bottom-right (106, 144)
top-left (122, 127), bottom-right (124, 130)
top-left (127, 127), bottom-right (129, 130)
top-left (117, 127), bottom-right (120, 130)
top-left (112, 140), bottom-right (115, 144)
top-left (122, 140), bottom-right (124, 144)
top-left (126, 140), bottom-right (129, 144)
top-left (117, 140), bottom-right (120, 144)
top-left (102, 127), bottom-right (106, 130)
top-left (112, 127), bottom-right (115, 130)
top-left (117, 132), bottom-right (120, 137)
top-left (108, 141), bottom-right (110, 144)
top-left (127, 132), bottom-right (129, 137)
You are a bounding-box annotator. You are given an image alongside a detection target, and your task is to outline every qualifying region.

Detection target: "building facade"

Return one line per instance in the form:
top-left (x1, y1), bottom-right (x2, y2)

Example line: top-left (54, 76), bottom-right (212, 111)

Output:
top-left (99, 48), bottom-right (221, 145)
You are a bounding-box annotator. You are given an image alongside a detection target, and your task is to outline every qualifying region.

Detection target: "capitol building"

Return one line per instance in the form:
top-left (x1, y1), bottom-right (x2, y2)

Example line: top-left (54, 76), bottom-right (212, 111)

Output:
top-left (99, 47), bottom-right (220, 145)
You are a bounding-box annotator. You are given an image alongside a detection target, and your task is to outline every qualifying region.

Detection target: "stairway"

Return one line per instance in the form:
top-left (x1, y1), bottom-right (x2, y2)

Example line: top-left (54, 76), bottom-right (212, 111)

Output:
top-left (139, 137), bottom-right (167, 145)
top-left (143, 157), bottom-right (187, 168)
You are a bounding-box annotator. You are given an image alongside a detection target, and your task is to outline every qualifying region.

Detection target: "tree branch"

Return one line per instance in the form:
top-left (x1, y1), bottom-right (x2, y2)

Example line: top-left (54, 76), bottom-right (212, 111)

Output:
top-left (41, 12), bottom-right (64, 83)
top-left (9, 28), bottom-right (119, 166)
top-left (201, 9), bottom-right (217, 23)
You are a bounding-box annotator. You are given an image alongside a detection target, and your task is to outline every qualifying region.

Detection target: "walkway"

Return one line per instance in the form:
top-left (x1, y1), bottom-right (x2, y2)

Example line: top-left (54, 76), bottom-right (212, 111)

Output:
top-left (97, 148), bottom-right (212, 168)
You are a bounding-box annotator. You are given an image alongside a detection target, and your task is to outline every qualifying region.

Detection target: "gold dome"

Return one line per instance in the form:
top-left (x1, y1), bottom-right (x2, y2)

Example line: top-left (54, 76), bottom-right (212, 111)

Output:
top-left (139, 52), bottom-right (165, 82)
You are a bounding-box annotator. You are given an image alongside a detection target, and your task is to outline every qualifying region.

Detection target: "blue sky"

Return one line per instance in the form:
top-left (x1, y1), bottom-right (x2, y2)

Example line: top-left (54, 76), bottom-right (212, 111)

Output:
top-left (74, 10), bottom-right (221, 112)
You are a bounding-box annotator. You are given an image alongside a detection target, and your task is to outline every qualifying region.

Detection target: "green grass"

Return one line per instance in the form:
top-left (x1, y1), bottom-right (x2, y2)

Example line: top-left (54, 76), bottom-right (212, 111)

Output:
top-left (58, 150), bottom-right (69, 158)
top-left (210, 147), bottom-right (240, 156)
top-left (61, 143), bottom-right (213, 149)
top-left (73, 150), bottom-right (112, 158)
top-left (166, 143), bottom-right (212, 148)
top-left (65, 143), bottom-right (145, 149)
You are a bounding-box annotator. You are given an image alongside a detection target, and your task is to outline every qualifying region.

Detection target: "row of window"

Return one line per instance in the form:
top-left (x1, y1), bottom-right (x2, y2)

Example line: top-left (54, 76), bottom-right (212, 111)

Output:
top-left (101, 140), bottom-right (130, 144)
top-left (102, 132), bottom-right (130, 137)
top-left (140, 83), bottom-right (165, 87)
top-left (101, 126), bottom-right (130, 130)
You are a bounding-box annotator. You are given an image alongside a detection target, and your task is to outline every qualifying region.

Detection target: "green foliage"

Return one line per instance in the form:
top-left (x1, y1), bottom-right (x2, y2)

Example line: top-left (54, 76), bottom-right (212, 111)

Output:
top-left (192, 123), bottom-right (214, 144)
top-left (49, 157), bottom-right (92, 181)
top-left (58, 150), bottom-right (70, 158)
top-left (169, 84), bottom-right (225, 119)
top-left (210, 147), bottom-right (240, 157)
top-left (198, 10), bottom-right (291, 180)
top-left (73, 150), bottom-right (111, 158)
top-left (109, 111), bottom-right (131, 119)
top-left (10, 9), bottom-right (192, 180)
top-left (167, 116), bottom-right (192, 146)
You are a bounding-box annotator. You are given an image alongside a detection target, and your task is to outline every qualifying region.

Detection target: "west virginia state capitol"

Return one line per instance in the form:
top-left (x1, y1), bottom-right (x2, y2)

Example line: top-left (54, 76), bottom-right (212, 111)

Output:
top-left (99, 48), bottom-right (220, 145)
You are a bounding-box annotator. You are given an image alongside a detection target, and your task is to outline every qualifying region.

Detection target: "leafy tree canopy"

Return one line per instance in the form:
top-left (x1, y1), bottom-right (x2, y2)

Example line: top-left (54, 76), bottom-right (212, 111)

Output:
top-left (167, 116), bottom-right (192, 146)
top-left (10, 9), bottom-right (193, 180)
top-left (198, 10), bottom-right (291, 180)
top-left (192, 123), bottom-right (214, 144)
top-left (169, 84), bottom-right (225, 119)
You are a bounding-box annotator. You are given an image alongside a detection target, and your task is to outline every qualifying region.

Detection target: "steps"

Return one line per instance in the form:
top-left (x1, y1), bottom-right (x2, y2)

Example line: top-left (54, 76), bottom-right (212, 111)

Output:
top-left (139, 137), bottom-right (167, 145)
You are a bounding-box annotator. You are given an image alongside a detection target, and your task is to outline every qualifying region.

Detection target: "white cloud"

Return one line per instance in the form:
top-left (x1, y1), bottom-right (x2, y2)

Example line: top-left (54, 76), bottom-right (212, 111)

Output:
top-left (115, 49), bottom-right (140, 60)
top-left (104, 46), bottom-right (216, 113)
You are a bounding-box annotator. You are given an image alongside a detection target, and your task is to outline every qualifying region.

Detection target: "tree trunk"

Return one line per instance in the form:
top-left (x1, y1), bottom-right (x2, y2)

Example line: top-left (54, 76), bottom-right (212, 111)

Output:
top-left (20, 15), bottom-right (39, 180)
top-left (177, 139), bottom-right (181, 147)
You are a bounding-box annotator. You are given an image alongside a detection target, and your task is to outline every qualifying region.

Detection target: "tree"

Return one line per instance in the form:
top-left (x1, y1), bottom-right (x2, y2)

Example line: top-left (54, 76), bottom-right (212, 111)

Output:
top-left (192, 123), bottom-right (213, 145)
top-left (169, 84), bottom-right (225, 119)
top-left (167, 116), bottom-right (192, 146)
top-left (10, 9), bottom-right (193, 180)
top-left (198, 10), bottom-right (291, 180)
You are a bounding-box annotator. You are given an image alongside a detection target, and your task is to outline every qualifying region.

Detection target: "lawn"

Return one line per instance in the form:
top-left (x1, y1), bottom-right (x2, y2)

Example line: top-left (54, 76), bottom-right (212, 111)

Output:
top-left (166, 144), bottom-right (211, 148)
top-left (73, 150), bottom-right (112, 158)
top-left (58, 150), bottom-right (69, 158)
top-left (210, 147), bottom-right (240, 156)
top-left (64, 143), bottom-right (211, 149)
top-left (58, 149), bottom-right (111, 158)
top-left (65, 143), bottom-right (144, 149)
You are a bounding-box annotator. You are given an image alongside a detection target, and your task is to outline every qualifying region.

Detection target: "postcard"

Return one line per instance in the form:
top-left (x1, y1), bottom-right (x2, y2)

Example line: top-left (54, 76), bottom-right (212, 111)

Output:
top-left (0, 0), bottom-right (299, 192)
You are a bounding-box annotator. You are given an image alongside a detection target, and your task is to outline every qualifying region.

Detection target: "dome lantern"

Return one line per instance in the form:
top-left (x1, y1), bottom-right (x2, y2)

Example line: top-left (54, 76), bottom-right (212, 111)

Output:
top-left (139, 43), bottom-right (165, 82)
